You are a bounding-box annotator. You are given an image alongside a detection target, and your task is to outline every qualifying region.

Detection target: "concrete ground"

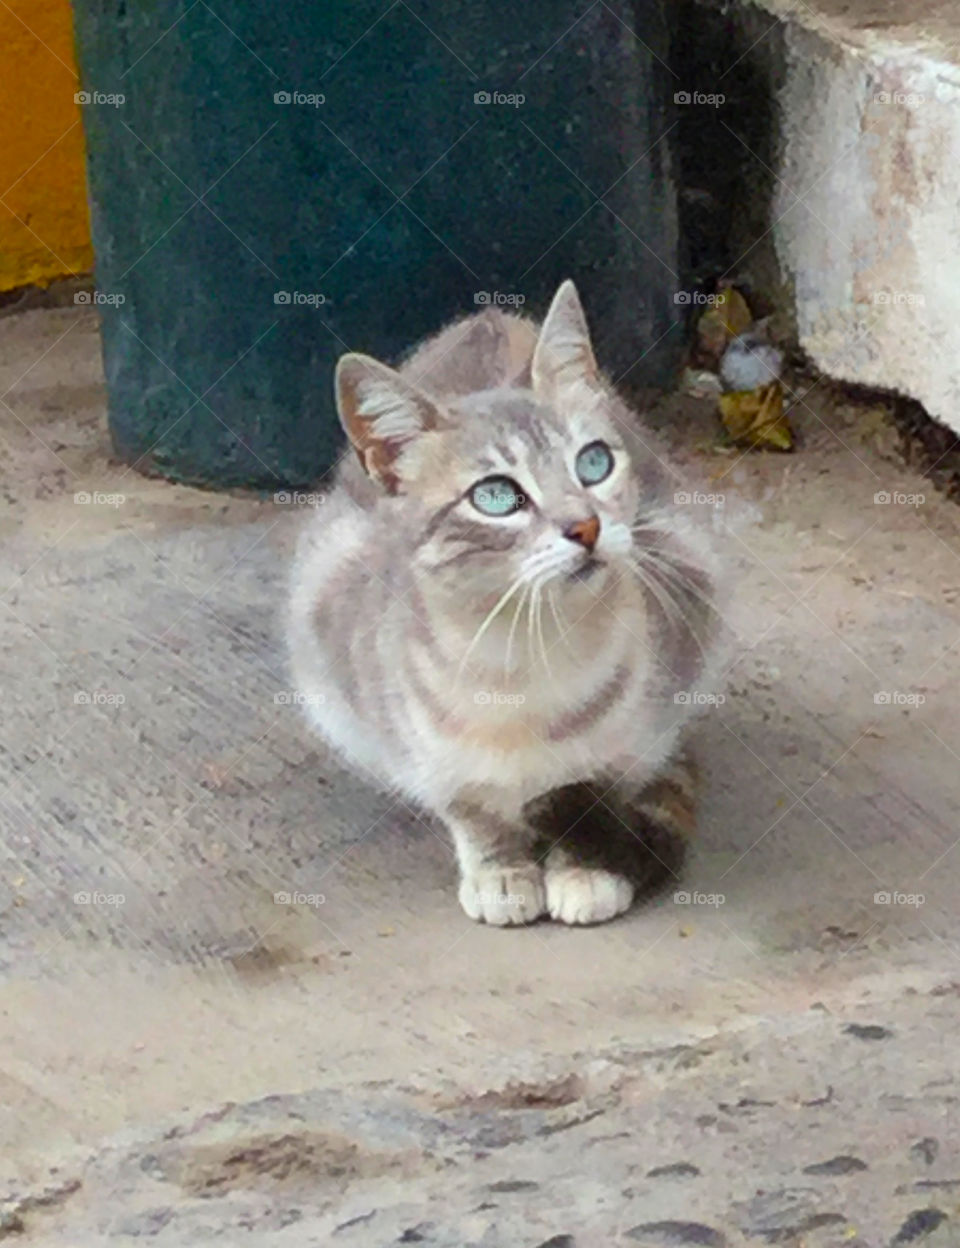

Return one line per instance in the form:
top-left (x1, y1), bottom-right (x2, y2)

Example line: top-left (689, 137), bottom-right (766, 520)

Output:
top-left (2, 306), bottom-right (960, 1245)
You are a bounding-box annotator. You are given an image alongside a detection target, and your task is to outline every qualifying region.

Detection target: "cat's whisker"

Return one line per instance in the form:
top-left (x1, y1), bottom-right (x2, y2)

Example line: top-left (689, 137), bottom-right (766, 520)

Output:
top-left (546, 587), bottom-right (576, 658)
top-left (633, 556), bottom-right (713, 663)
top-left (533, 577), bottom-right (556, 682)
top-left (628, 556), bottom-right (689, 640)
top-left (457, 571), bottom-right (529, 684)
top-left (642, 549), bottom-right (722, 620)
top-left (501, 551), bottom-right (560, 679)
top-left (504, 579), bottom-right (531, 678)
top-left (526, 578), bottom-right (538, 670)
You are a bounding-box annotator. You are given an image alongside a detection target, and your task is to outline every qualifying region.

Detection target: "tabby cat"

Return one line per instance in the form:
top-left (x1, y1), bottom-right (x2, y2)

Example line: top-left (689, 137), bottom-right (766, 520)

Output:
top-left (288, 281), bottom-right (724, 925)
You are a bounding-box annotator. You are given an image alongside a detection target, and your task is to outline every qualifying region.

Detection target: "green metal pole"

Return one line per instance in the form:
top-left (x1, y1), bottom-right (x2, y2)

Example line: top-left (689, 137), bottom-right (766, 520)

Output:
top-left (72, 1), bottom-right (680, 488)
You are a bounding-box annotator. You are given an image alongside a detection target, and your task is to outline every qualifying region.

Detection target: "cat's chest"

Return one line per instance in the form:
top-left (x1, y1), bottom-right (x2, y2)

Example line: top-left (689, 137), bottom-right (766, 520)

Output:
top-left (409, 697), bottom-right (670, 806)
top-left (408, 655), bottom-right (659, 789)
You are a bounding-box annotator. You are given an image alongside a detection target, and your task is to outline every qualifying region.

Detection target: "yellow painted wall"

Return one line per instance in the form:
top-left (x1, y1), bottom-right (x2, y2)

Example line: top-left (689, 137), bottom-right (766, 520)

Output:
top-left (0, 0), bottom-right (94, 291)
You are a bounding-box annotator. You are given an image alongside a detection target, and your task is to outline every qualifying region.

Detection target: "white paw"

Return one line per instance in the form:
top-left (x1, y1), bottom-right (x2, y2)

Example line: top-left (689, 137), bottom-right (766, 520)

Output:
top-left (458, 865), bottom-right (546, 926)
top-left (544, 867), bottom-right (634, 925)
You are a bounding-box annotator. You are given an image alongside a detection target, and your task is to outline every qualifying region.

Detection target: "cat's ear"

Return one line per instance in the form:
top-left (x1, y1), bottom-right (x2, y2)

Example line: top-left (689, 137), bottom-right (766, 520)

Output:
top-left (531, 279), bottom-right (598, 400)
top-left (335, 353), bottom-right (441, 493)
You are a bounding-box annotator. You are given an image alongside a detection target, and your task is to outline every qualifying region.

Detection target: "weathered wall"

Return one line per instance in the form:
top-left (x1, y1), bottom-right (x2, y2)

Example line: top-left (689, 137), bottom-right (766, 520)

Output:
top-left (679, 0), bottom-right (960, 435)
top-left (774, 17), bottom-right (960, 433)
top-left (0, 0), bottom-right (94, 291)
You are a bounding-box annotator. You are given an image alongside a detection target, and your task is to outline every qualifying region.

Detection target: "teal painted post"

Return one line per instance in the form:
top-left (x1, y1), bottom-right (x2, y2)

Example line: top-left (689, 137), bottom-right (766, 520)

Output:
top-left (72, 1), bottom-right (680, 488)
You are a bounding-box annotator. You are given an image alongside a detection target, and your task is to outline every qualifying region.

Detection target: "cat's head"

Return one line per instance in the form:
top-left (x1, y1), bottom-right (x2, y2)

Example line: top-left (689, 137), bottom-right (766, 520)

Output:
top-left (334, 280), bottom-right (667, 603)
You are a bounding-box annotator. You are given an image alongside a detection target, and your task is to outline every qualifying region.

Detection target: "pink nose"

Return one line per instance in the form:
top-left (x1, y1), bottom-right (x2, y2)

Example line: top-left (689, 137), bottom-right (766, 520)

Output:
top-left (564, 516), bottom-right (600, 550)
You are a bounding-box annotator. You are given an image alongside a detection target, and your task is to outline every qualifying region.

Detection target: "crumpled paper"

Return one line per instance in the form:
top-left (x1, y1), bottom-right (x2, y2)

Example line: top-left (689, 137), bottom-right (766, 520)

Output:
top-left (689, 283), bottom-right (793, 451)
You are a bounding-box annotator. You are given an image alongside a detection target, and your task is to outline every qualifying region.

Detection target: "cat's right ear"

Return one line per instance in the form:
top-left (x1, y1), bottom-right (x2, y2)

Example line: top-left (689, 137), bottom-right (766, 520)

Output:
top-left (335, 353), bottom-right (441, 494)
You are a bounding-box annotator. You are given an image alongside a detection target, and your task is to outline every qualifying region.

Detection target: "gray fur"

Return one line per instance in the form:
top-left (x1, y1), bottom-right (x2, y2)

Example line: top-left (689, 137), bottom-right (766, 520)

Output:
top-left (288, 281), bottom-right (727, 926)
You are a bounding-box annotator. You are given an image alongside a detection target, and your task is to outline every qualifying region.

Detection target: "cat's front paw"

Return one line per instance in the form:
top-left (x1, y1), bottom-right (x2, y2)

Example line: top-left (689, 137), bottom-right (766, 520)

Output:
top-left (544, 866), bottom-right (634, 925)
top-left (458, 865), bottom-right (546, 926)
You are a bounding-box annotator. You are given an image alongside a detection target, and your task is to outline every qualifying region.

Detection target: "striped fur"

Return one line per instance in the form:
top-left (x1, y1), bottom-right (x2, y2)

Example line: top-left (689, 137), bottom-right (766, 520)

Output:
top-left (288, 282), bottom-right (727, 926)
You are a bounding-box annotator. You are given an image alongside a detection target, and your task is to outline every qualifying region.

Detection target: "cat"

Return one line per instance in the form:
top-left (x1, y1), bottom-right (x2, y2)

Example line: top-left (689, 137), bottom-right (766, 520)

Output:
top-left (288, 280), bottom-right (726, 926)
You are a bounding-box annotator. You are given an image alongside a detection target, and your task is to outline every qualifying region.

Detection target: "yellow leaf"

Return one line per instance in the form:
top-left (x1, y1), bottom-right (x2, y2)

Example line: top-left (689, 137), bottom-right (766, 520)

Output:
top-left (694, 287), bottom-right (753, 367)
top-left (716, 286), bottom-right (753, 337)
top-left (718, 382), bottom-right (793, 451)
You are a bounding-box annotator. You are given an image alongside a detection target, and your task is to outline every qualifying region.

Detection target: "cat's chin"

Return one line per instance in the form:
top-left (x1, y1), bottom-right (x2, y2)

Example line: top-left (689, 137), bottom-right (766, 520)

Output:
top-left (567, 555), bottom-right (606, 585)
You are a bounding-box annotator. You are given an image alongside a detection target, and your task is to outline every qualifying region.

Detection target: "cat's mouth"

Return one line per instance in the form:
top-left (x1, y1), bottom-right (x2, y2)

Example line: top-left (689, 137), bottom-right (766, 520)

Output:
top-left (568, 554), bottom-right (605, 584)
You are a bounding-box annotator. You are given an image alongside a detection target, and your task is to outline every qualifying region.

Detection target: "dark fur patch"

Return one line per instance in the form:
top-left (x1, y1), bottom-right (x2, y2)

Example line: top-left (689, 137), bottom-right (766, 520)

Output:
top-left (525, 772), bottom-right (694, 896)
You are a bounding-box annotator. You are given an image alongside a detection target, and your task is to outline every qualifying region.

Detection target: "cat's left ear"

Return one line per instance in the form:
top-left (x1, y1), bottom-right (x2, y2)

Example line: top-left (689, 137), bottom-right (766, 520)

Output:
top-left (531, 279), bottom-right (598, 401)
top-left (335, 353), bottom-right (442, 494)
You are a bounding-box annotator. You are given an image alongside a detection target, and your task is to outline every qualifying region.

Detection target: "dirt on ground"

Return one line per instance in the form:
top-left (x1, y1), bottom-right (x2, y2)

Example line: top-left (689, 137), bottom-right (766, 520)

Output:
top-left (2, 307), bottom-right (960, 1245)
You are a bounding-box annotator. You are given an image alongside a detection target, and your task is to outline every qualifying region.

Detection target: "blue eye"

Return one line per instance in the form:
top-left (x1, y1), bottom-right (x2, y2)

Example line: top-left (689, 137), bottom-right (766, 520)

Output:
top-left (470, 476), bottom-right (526, 517)
top-left (575, 440), bottom-right (614, 485)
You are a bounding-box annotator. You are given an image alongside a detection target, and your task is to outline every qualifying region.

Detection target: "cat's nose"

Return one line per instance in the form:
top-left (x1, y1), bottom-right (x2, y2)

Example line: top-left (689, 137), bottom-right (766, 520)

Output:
top-left (564, 515), bottom-right (600, 550)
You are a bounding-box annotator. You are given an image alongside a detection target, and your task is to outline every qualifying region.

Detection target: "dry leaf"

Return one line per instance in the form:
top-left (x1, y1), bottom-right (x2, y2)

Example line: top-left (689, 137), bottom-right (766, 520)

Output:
top-left (718, 382), bottom-right (793, 451)
top-left (693, 286), bottom-right (753, 368)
